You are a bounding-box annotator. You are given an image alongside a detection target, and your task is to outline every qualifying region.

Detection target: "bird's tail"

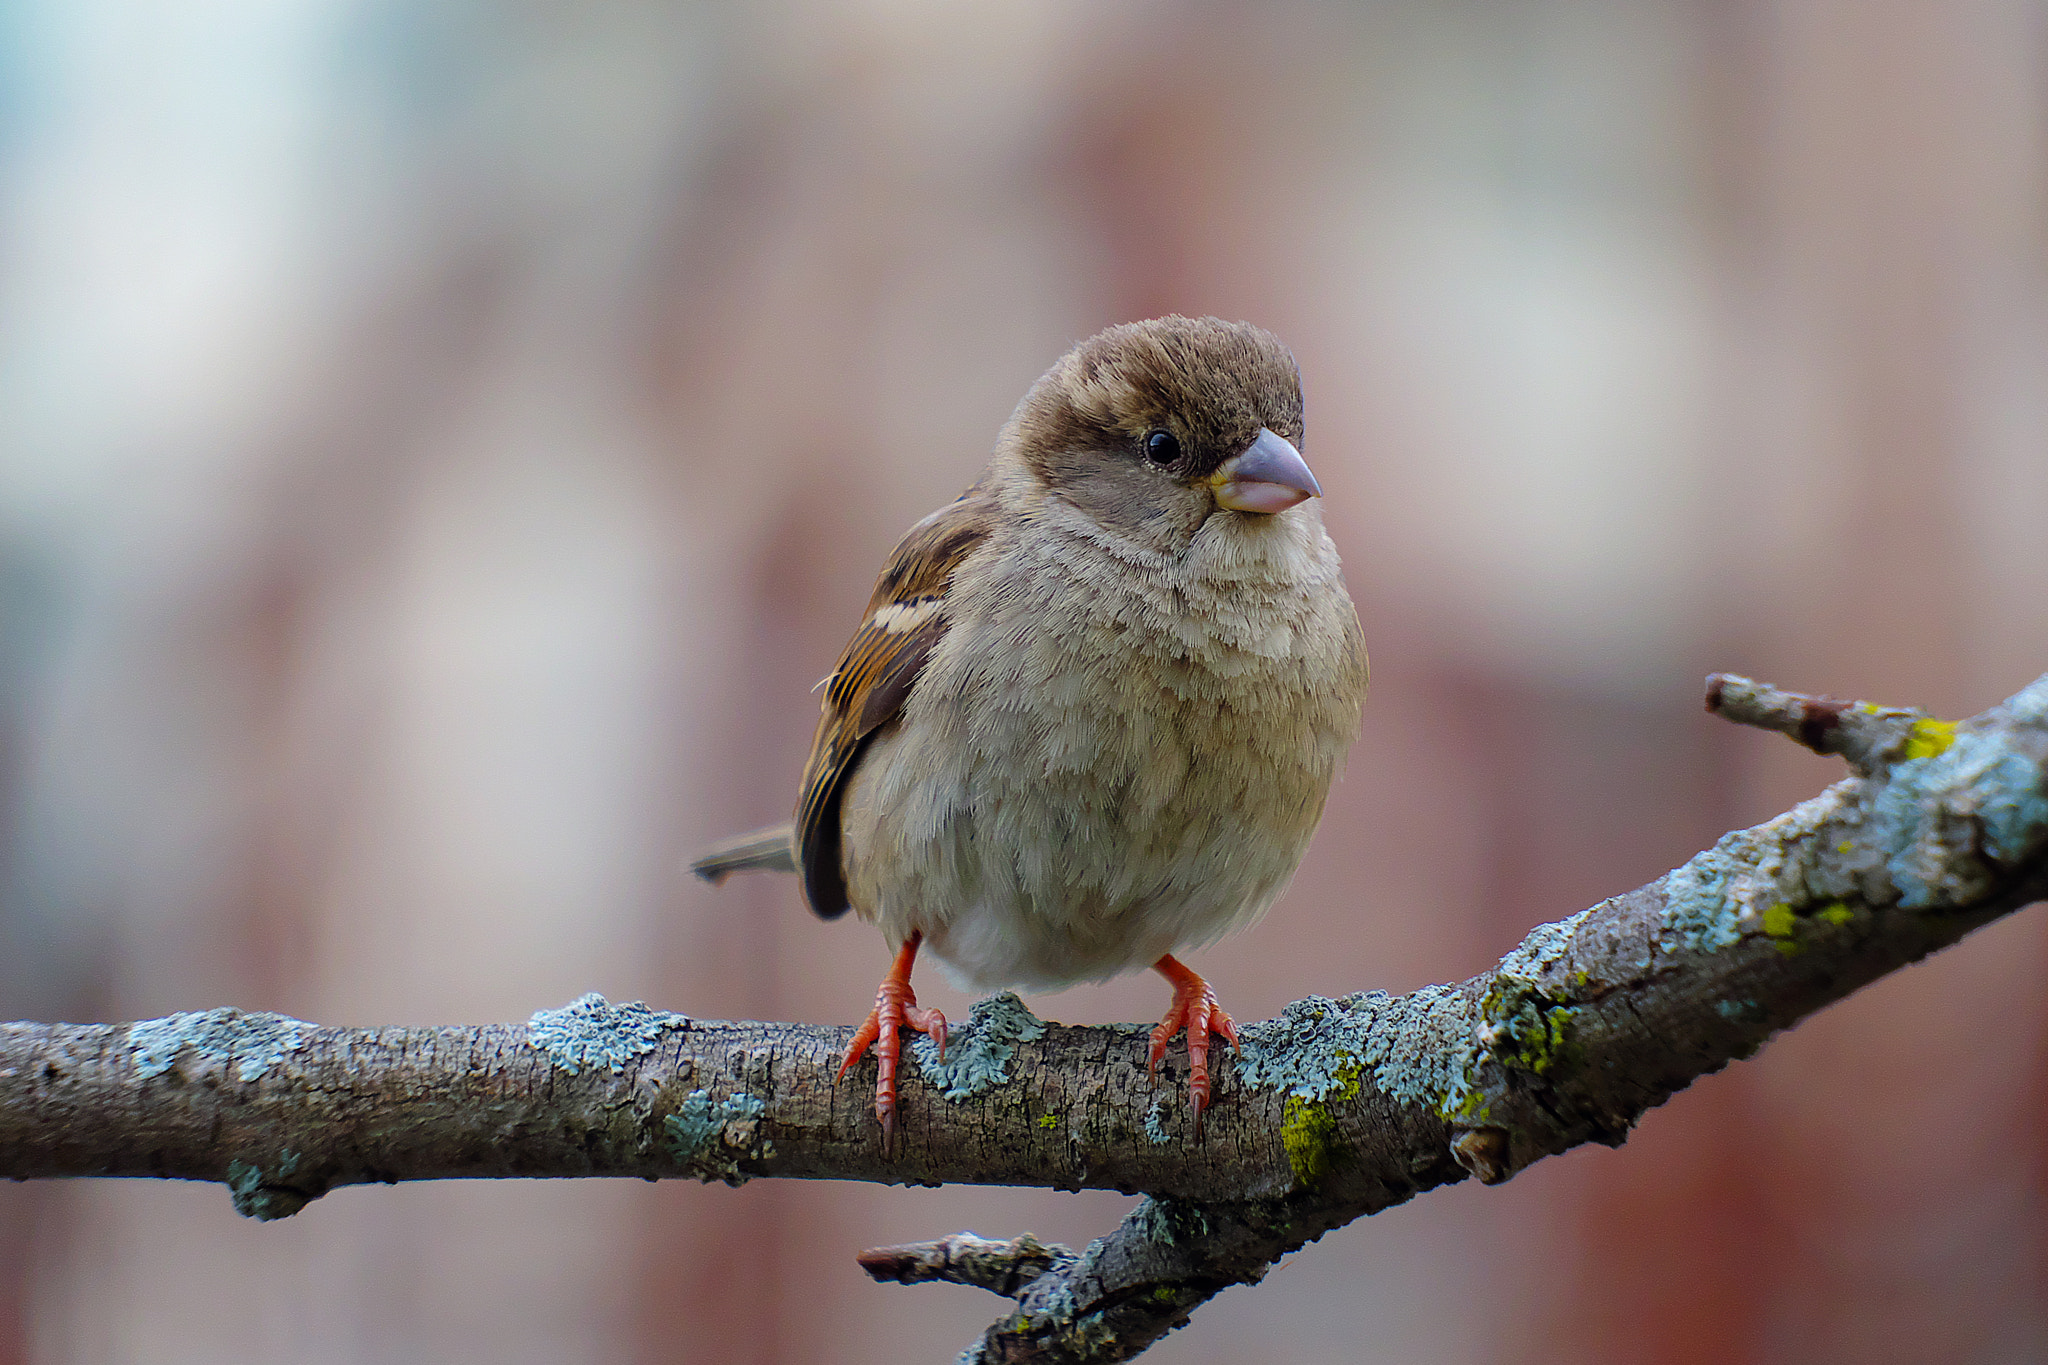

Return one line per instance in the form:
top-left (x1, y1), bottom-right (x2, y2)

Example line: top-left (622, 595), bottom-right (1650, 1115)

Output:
top-left (691, 822), bottom-right (798, 884)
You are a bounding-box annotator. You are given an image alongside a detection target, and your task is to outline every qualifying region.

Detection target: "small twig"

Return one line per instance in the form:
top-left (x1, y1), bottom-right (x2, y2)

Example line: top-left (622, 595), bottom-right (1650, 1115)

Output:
top-left (1703, 671), bottom-right (1950, 774)
top-left (858, 1232), bottom-right (1076, 1298)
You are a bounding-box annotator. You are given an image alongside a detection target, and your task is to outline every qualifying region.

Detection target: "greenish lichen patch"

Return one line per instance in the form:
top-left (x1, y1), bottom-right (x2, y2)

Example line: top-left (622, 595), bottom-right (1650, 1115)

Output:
top-left (127, 1008), bottom-right (313, 1082)
top-left (1743, 894), bottom-right (1859, 953)
top-left (1901, 717), bottom-right (1957, 761)
top-left (909, 991), bottom-right (1045, 1101)
top-left (526, 993), bottom-right (687, 1075)
top-left (1713, 997), bottom-right (1761, 1020)
top-left (225, 1150), bottom-right (308, 1221)
top-left (664, 1089), bottom-right (769, 1183)
top-left (1479, 994), bottom-right (1580, 1077)
top-left (1759, 902), bottom-right (1803, 955)
top-left (1474, 908), bottom-right (1597, 1081)
top-left (1280, 1063), bottom-right (1361, 1189)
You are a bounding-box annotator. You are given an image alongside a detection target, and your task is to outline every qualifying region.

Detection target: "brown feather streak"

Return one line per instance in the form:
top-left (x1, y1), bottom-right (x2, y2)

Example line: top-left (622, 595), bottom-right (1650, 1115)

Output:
top-left (794, 488), bottom-right (991, 920)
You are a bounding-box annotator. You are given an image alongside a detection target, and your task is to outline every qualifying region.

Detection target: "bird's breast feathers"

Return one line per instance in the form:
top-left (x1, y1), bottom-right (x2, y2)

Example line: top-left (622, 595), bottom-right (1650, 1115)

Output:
top-left (838, 501), bottom-right (1366, 992)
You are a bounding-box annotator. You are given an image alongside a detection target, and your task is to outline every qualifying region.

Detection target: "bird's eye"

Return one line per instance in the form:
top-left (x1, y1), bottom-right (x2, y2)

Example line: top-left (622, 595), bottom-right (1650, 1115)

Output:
top-left (1143, 430), bottom-right (1180, 465)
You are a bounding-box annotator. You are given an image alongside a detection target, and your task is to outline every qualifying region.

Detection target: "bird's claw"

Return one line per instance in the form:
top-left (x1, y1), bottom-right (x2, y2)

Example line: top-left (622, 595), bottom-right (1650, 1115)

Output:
top-left (1148, 958), bottom-right (1239, 1138)
top-left (839, 972), bottom-right (946, 1155)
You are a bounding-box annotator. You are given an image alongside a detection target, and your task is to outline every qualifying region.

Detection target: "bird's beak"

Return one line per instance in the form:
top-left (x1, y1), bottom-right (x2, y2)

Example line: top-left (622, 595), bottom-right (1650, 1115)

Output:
top-left (1208, 428), bottom-right (1322, 514)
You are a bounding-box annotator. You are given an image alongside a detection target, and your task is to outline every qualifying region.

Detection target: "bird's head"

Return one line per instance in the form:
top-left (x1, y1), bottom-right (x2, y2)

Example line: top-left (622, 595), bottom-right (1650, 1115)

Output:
top-left (1002, 316), bottom-right (1320, 552)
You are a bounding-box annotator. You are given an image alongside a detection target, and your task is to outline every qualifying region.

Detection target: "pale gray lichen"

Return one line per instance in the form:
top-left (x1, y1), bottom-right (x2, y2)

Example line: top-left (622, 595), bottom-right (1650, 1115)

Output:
top-left (1660, 793), bottom-right (1842, 953)
top-left (526, 993), bottom-right (687, 1075)
top-left (2005, 675), bottom-right (2048, 728)
top-left (910, 992), bottom-right (1045, 1101)
top-left (1869, 725), bottom-right (2048, 910)
top-left (665, 1089), bottom-right (769, 1183)
top-left (1234, 994), bottom-right (1382, 1102)
top-left (666, 1089), bottom-right (766, 1156)
top-left (1366, 984), bottom-right (1483, 1120)
top-left (1661, 839), bottom-right (1748, 953)
top-left (1235, 986), bottom-right (1481, 1120)
top-left (225, 1150), bottom-right (307, 1221)
top-left (1497, 908), bottom-right (1592, 982)
top-left (1235, 912), bottom-right (1596, 1129)
top-left (1127, 1194), bottom-right (1210, 1248)
top-left (127, 1008), bottom-right (313, 1082)
top-left (1979, 755), bottom-right (2048, 864)
top-left (1142, 1099), bottom-right (1172, 1145)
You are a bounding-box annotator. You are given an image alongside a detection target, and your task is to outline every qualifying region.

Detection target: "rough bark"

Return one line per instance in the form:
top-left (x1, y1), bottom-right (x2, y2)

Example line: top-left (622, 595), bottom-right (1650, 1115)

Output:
top-left (2, 673), bottom-right (2045, 1363)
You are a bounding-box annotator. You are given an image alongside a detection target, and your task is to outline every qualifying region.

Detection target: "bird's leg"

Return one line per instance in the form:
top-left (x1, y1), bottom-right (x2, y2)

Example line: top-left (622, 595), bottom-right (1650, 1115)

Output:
top-left (1148, 955), bottom-right (1240, 1136)
top-left (838, 931), bottom-right (947, 1152)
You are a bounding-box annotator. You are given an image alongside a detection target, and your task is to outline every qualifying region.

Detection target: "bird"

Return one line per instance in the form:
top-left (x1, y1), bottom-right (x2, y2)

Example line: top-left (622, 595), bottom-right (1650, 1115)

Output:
top-left (694, 315), bottom-right (1367, 1147)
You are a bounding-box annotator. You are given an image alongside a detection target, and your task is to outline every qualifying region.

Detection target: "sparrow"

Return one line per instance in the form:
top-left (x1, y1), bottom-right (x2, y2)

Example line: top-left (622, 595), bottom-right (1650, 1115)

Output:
top-left (695, 316), bottom-right (1367, 1146)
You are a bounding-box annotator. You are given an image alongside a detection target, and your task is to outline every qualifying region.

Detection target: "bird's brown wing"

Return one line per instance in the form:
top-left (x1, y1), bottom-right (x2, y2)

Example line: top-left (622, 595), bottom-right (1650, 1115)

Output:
top-left (794, 484), bottom-right (993, 919)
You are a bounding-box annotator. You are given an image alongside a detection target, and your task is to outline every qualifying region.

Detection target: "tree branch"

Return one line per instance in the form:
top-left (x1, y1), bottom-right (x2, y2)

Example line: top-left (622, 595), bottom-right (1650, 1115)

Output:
top-left (857, 1232), bottom-right (1078, 1298)
top-left (3, 673), bottom-right (2045, 1363)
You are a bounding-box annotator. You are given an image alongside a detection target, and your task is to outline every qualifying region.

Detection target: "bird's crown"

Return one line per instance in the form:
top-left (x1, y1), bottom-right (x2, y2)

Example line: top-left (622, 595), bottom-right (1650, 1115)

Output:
top-left (1015, 315), bottom-right (1303, 481)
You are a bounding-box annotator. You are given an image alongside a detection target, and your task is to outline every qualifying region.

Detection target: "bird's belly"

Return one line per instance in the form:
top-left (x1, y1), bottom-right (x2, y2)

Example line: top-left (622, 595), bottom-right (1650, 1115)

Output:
top-left (840, 680), bottom-right (1331, 993)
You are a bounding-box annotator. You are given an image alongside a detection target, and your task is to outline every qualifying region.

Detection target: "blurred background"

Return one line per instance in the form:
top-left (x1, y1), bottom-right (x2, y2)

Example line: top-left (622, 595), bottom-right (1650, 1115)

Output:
top-left (1, 1), bottom-right (2045, 1361)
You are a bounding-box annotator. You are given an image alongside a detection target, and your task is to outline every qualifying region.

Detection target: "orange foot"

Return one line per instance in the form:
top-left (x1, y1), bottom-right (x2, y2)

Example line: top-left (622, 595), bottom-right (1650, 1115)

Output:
top-left (837, 932), bottom-right (947, 1153)
top-left (1148, 955), bottom-right (1240, 1137)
